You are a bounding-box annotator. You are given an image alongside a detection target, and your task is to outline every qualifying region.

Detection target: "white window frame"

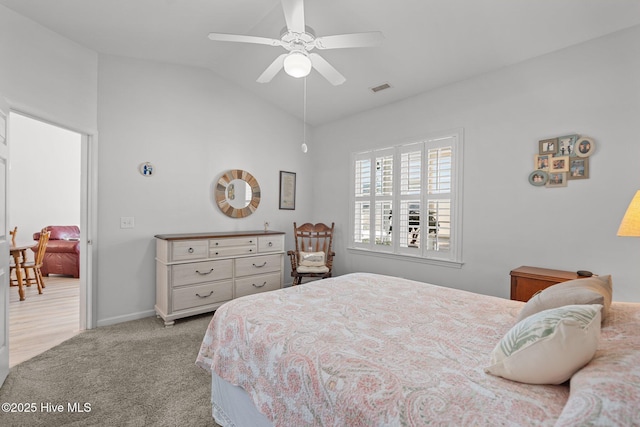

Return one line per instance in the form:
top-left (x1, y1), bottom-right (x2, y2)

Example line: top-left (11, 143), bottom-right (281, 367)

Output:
top-left (349, 129), bottom-right (464, 268)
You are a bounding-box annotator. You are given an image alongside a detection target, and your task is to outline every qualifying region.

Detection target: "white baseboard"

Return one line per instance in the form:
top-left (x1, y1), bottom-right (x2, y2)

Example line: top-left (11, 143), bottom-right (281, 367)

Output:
top-left (96, 309), bottom-right (156, 327)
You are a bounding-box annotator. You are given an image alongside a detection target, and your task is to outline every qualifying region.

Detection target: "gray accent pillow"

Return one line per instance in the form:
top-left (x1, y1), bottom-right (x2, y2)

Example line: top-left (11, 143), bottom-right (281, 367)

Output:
top-left (516, 275), bottom-right (612, 323)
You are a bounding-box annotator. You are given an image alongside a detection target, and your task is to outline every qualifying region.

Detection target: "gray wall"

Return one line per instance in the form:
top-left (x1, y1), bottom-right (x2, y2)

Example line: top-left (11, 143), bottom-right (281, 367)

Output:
top-left (95, 55), bottom-right (313, 324)
top-left (0, 6), bottom-right (97, 132)
top-left (313, 25), bottom-right (640, 302)
top-left (9, 113), bottom-right (81, 242)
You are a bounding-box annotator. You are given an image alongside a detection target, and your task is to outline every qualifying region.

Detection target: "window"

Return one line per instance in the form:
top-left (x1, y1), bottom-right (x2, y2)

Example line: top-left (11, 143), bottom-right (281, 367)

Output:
top-left (350, 129), bottom-right (463, 265)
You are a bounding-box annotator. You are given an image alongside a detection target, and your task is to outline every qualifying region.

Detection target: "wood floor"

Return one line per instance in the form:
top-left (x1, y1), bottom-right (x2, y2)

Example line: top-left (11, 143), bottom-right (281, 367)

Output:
top-left (9, 276), bottom-right (81, 367)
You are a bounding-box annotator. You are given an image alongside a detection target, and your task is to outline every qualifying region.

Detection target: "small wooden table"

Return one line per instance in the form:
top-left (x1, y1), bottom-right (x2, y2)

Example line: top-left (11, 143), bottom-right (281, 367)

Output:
top-left (509, 266), bottom-right (582, 302)
top-left (10, 243), bottom-right (33, 301)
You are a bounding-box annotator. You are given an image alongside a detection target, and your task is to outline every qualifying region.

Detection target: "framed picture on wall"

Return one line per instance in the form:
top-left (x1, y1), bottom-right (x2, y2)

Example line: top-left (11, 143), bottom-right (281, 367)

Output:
top-left (279, 171), bottom-right (296, 210)
top-left (534, 154), bottom-right (550, 171)
top-left (546, 172), bottom-right (567, 188)
top-left (575, 137), bottom-right (595, 157)
top-left (568, 157), bottom-right (589, 180)
top-left (528, 170), bottom-right (549, 186)
top-left (550, 156), bottom-right (569, 173)
top-left (538, 138), bottom-right (558, 155)
top-left (557, 134), bottom-right (578, 156)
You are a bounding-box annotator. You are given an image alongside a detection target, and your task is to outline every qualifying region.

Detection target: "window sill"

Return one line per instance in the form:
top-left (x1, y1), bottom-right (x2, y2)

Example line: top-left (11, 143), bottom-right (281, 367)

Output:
top-left (347, 247), bottom-right (463, 269)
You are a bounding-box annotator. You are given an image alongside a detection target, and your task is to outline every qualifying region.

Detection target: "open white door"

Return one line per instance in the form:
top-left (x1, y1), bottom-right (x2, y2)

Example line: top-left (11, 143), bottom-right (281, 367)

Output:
top-left (0, 97), bottom-right (10, 385)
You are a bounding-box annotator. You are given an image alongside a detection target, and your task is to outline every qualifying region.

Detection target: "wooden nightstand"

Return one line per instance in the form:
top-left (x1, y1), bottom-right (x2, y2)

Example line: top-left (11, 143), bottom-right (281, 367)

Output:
top-left (510, 266), bottom-right (581, 302)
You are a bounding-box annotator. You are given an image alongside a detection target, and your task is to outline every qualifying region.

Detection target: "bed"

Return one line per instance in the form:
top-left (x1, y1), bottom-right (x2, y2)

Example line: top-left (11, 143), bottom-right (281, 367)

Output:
top-left (196, 272), bottom-right (640, 426)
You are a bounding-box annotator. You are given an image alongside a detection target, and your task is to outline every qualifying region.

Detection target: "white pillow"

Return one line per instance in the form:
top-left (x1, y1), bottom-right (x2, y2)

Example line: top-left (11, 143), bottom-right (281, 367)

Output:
top-left (517, 275), bottom-right (612, 323)
top-left (485, 304), bottom-right (602, 384)
top-left (299, 251), bottom-right (325, 267)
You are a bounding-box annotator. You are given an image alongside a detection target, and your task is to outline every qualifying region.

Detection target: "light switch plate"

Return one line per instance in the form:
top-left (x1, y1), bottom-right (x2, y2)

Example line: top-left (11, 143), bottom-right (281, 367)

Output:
top-left (120, 216), bottom-right (135, 229)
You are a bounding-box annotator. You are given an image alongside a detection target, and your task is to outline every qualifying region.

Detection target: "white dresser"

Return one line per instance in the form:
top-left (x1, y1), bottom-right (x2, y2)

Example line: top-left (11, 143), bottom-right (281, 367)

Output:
top-left (155, 230), bottom-right (285, 326)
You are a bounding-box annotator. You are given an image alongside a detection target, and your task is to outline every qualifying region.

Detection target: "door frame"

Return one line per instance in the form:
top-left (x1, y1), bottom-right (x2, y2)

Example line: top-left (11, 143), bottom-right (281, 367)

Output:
top-left (0, 97), bottom-right (10, 385)
top-left (10, 109), bottom-right (97, 330)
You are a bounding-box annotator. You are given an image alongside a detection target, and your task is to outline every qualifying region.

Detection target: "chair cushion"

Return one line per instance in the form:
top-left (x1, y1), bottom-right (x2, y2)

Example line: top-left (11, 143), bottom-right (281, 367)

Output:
top-left (296, 265), bottom-right (330, 274)
top-left (299, 251), bottom-right (326, 267)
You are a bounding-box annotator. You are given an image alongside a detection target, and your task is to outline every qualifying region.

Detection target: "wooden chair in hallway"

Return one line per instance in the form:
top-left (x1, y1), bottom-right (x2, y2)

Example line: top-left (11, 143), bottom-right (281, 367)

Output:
top-left (287, 222), bottom-right (335, 286)
top-left (9, 226), bottom-right (30, 287)
top-left (22, 228), bottom-right (51, 294)
top-left (10, 226), bottom-right (20, 284)
top-left (10, 226), bottom-right (17, 245)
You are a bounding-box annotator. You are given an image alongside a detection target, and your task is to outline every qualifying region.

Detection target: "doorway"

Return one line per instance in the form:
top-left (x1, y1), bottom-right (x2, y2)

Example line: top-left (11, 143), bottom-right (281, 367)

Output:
top-left (8, 112), bottom-right (88, 366)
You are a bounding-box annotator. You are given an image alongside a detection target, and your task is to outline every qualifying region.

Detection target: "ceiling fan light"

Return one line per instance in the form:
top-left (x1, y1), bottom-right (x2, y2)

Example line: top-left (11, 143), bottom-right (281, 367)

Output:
top-left (283, 52), bottom-right (311, 78)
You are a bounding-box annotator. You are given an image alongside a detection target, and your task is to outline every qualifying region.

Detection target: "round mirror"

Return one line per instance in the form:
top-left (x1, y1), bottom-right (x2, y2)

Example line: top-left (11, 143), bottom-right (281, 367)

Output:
top-left (215, 170), bottom-right (260, 218)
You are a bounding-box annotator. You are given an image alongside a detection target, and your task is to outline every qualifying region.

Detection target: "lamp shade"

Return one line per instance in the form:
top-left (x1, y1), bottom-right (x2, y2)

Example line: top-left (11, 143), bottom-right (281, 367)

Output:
top-left (283, 52), bottom-right (311, 78)
top-left (617, 190), bottom-right (640, 236)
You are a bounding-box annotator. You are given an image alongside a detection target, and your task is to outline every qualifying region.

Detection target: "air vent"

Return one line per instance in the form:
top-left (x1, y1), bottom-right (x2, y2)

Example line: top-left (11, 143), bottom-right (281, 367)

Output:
top-left (370, 83), bottom-right (391, 93)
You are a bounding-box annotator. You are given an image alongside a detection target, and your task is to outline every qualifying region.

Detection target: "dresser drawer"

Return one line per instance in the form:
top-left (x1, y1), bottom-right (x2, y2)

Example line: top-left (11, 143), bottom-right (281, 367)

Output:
top-left (172, 281), bottom-right (233, 311)
top-left (235, 272), bottom-right (281, 298)
top-left (172, 240), bottom-right (208, 261)
top-left (172, 259), bottom-right (233, 287)
top-left (235, 254), bottom-right (282, 277)
top-left (210, 245), bottom-right (257, 258)
top-left (258, 235), bottom-right (284, 253)
top-left (210, 237), bottom-right (258, 248)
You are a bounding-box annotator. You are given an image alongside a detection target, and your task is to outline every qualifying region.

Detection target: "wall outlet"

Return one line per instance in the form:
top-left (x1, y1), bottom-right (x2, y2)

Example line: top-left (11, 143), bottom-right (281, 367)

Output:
top-left (120, 216), bottom-right (135, 229)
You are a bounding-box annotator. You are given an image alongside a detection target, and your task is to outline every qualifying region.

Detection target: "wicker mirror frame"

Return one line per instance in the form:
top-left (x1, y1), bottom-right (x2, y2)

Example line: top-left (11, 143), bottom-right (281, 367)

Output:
top-left (215, 169), bottom-right (261, 218)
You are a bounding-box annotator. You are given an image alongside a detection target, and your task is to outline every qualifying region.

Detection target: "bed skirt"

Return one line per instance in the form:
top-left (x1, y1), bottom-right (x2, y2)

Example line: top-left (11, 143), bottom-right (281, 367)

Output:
top-left (212, 372), bottom-right (273, 427)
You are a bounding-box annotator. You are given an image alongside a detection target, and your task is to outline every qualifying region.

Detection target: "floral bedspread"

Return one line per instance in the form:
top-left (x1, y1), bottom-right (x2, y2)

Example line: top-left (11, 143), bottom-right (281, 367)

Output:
top-left (555, 302), bottom-right (640, 426)
top-left (197, 273), bottom-right (574, 426)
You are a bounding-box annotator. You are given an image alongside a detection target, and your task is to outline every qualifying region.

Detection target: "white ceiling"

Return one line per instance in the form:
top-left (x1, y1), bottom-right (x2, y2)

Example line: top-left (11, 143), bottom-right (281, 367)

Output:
top-left (2, 0), bottom-right (640, 125)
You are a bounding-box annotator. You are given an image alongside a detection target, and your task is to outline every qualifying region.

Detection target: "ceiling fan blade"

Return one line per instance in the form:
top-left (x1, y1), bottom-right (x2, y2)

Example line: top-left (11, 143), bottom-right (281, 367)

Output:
top-left (314, 32), bottom-right (384, 50)
top-left (208, 32), bottom-right (283, 47)
top-left (257, 54), bottom-right (287, 83)
top-left (309, 53), bottom-right (346, 86)
top-left (281, 0), bottom-right (305, 33)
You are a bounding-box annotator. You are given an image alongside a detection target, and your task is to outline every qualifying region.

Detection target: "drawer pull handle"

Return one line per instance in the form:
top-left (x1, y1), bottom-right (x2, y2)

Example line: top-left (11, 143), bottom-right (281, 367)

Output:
top-left (188, 247), bottom-right (194, 253)
top-left (215, 242), bottom-right (219, 246)
top-left (196, 291), bottom-right (214, 298)
top-left (252, 281), bottom-right (267, 288)
top-left (249, 249), bottom-right (253, 252)
top-left (268, 242), bottom-right (273, 247)
top-left (215, 252), bottom-right (219, 255)
top-left (196, 268), bottom-right (214, 275)
top-left (249, 240), bottom-right (253, 243)
top-left (253, 262), bottom-right (267, 268)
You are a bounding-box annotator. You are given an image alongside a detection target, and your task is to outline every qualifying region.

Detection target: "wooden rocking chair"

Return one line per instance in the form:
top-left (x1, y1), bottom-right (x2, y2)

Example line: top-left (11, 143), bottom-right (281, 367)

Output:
top-left (287, 222), bottom-right (335, 286)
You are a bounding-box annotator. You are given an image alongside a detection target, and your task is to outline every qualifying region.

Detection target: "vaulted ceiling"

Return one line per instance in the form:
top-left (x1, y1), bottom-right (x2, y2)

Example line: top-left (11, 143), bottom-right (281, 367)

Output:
top-left (2, 0), bottom-right (639, 125)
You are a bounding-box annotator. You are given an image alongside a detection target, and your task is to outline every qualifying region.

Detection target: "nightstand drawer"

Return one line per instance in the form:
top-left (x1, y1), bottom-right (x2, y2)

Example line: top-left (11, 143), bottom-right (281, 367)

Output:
top-left (172, 281), bottom-right (233, 311)
top-left (235, 272), bottom-right (281, 298)
top-left (172, 259), bottom-right (233, 287)
top-left (235, 254), bottom-right (282, 277)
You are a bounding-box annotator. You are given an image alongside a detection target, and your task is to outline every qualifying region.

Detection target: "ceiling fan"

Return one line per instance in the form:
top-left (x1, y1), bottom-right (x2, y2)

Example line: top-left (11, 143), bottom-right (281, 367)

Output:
top-left (207, 0), bottom-right (383, 85)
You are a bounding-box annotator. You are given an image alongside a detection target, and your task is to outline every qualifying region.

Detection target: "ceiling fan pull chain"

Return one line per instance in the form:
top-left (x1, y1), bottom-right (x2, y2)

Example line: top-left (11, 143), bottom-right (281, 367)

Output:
top-left (301, 77), bottom-right (308, 153)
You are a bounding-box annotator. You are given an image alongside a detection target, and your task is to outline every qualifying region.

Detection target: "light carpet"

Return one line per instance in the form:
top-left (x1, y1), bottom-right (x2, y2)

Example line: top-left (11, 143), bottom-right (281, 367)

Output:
top-left (0, 313), bottom-right (219, 427)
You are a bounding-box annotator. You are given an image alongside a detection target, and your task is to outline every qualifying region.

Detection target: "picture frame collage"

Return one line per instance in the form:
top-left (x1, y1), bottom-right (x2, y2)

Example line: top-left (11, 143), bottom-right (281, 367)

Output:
top-left (529, 134), bottom-right (595, 188)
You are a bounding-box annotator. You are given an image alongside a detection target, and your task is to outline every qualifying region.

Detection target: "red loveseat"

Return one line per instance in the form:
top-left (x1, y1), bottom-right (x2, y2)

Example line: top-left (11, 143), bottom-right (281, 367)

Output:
top-left (33, 225), bottom-right (80, 278)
